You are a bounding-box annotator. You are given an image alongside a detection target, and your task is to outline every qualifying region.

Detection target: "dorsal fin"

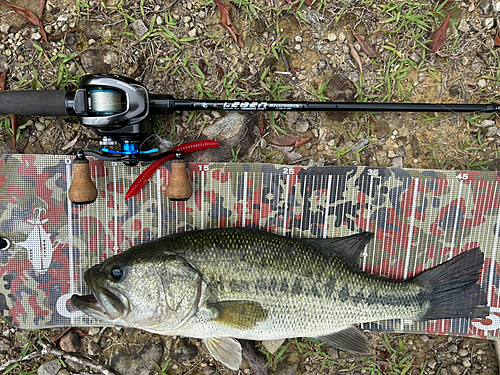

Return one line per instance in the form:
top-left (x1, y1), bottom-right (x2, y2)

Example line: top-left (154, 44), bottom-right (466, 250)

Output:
top-left (302, 232), bottom-right (374, 267)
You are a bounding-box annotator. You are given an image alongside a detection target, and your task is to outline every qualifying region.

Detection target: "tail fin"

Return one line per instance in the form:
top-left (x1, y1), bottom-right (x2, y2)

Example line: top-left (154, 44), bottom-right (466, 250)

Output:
top-left (414, 248), bottom-right (490, 320)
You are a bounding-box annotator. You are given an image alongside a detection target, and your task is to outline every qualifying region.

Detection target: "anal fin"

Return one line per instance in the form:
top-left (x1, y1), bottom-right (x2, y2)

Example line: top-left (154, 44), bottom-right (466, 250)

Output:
top-left (315, 325), bottom-right (370, 353)
top-left (203, 337), bottom-right (242, 370)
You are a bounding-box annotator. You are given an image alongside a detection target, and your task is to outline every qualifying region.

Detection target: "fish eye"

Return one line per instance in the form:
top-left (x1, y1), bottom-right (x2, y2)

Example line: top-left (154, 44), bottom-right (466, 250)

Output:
top-left (110, 266), bottom-right (123, 281)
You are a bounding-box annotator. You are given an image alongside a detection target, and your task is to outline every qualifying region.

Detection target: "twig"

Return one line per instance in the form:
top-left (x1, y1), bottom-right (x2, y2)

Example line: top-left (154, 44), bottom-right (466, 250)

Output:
top-left (0, 349), bottom-right (45, 371)
top-left (39, 342), bottom-right (116, 375)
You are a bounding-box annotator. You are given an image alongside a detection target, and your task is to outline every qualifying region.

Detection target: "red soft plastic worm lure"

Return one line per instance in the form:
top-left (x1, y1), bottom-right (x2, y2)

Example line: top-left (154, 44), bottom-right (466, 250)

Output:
top-left (124, 140), bottom-right (220, 200)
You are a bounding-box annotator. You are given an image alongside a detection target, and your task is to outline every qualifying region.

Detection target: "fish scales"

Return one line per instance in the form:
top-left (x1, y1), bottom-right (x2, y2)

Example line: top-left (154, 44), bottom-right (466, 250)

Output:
top-left (72, 227), bottom-right (489, 370)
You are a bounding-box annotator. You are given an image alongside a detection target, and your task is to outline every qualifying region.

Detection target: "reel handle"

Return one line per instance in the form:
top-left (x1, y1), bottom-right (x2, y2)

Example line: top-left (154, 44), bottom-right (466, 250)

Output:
top-left (68, 153), bottom-right (98, 205)
top-left (165, 153), bottom-right (192, 201)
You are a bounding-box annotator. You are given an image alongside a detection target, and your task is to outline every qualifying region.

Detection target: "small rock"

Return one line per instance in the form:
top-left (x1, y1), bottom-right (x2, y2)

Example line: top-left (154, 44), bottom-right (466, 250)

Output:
top-left (317, 60), bottom-right (327, 70)
top-left (409, 52), bottom-right (422, 63)
top-left (0, 24), bottom-right (9, 33)
top-left (110, 335), bottom-right (164, 375)
top-left (188, 28), bottom-right (197, 38)
top-left (65, 358), bottom-right (86, 372)
top-left (449, 344), bottom-right (458, 353)
top-left (477, 348), bottom-right (484, 355)
top-left (478, 79), bottom-right (487, 89)
top-left (31, 32), bottom-right (42, 41)
top-left (463, 358), bottom-right (471, 367)
top-left (427, 358), bottom-right (437, 369)
top-left (295, 35), bottom-right (303, 43)
top-left (295, 119), bottom-right (309, 133)
top-left (57, 14), bottom-right (69, 22)
top-left (420, 335), bottom-right (429, 343)
top-left (338, 32), bottom-right (346, 44)
top-left (471, 57), bottom-right (483, 74)
top-left (390, 156), bottom-right (403, 168)
top-left (483, 18), bottom-right (495, 29)
top-left (0, 54), bottom-right (8, 72)
top-left (57, 369), bottom-right (70, 375)
top-left (59, 330), bottom-right (80, 353)
top-left (38, 359), bottom-right (62, 375)
top-left (327, 33), bottom-right (337, 42)
top-left (327, 139), bottom-right (336, 148)
top-left (450, 364), bottom-right (464, 375)
top-left (468, 3), bottom-right (475, 12)
top-left (80, 49), bottom-right (119, 73)
top-left (88, 327), bottom-right (100, 336)
top-left (478, 0), bottom-right (492, 14)
top-left (457, 19), bottom-right (469, 33)
top-left (458, 348), bottom-right (468, 357)
top-left (262, 339), bottom-right (285, 355)
top-left (35, 121), bottom-right (46, 131)
top-left (87, 341), bottom-right (101, 356)
top-left (130, 19), bottom-right (148, 37)
top-left (327, 348), bottom-right (338, 359)
top-left (387, 150), bottom-right (397, 158)
top-left (481, 119), bottom-right (496, 127)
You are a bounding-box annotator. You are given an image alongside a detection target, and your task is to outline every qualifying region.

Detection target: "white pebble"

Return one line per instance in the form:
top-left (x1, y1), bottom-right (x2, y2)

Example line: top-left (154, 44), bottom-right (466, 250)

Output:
top-left (31, 32), bottom-right (42, 41)
top-left (295, 35), bottom-right (303, 43)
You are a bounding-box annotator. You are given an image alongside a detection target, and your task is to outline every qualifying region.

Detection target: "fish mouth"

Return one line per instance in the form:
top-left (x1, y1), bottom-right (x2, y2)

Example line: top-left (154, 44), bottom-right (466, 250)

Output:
top-left (71, 270), bottom-right (129, 321)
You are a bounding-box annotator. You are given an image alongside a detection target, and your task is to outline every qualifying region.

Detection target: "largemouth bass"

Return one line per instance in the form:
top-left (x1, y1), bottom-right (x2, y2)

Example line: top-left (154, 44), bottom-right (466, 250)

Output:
top-left (71, 228), bottom-right (489, 370)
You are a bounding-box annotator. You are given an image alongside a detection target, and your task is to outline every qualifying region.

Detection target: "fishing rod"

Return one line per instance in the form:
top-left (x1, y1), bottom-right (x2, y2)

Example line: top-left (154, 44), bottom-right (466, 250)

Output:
top-left (1, 74), bottom-right (499, 203)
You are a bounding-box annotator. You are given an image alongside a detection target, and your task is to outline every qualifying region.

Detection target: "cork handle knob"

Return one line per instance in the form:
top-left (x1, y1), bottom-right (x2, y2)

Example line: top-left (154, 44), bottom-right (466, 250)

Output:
top-left (68, 155), bottom-right (98, 204)
top-left (165, 158), bottom-right (192, 201)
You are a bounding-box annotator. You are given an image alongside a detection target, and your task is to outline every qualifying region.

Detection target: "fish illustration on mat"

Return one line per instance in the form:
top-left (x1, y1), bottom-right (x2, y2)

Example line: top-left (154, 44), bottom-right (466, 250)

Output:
top-left (71, 227), bottom-right (489, 370)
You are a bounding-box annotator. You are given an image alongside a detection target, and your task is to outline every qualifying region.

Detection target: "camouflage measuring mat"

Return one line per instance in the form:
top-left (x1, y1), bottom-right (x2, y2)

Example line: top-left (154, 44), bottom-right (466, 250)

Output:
top-left (0, 154), bottom-right (499, 340)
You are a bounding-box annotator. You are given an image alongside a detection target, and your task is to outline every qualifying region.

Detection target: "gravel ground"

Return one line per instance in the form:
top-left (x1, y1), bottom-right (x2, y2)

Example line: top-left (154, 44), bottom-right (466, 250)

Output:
top-left (1, 0), bottom-right (500, 374)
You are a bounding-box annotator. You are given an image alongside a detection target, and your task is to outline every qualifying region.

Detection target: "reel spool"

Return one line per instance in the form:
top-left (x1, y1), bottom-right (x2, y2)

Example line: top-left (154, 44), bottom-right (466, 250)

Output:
top-left (88, 90), bottom-right (124, 114)
top-left (165, 152), bottom-right (193, 201)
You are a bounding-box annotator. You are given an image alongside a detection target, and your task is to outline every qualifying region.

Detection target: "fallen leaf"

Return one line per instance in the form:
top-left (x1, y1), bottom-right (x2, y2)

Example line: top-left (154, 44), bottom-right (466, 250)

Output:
top-left (50, 327), bottom-right (72, 346)
top-left (294, 137), bottom-right (312, 147)
top-left (259, 115), bottom-right (265, 137)
top-left (352, 30), bottom-right (377, 58)
top-left (38, 0), bottom-right (45, 19)
top-left (0, 72), bottom-right (6, 91)
top-left (10, 114), bottom-right (18, 149)
top-left (289, 60), bottom-right (297, 77)
top-left (430, 10), bottom-right (451, 53)
top-left (0, 0), bottom-right (40, 26)
top-left (61, 135), bottom-right (79, 151)
top-left (214, 0), bottom-right (244, 48)
top-left (348, 43), bottom-right (363, 75)
top-left (0, 0), bottom-right (49, 46)
top-left (444, 0), bottom-right (453, 8)
top-left (495, 26), bottom-right (500, 47)
top-left (39, 22), bottom-right (49, 46)
top-left (271, 134), bottom-right (300, 146)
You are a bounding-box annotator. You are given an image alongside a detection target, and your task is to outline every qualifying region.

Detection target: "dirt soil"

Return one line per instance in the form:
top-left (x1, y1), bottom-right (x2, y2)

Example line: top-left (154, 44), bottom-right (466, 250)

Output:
top-left (1, 0), bottom-right (500, 374)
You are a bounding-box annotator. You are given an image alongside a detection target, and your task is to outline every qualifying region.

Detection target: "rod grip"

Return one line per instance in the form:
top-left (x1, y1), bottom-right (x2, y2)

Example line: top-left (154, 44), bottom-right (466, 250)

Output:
top-left (0, 91), bottom-right (70, 116)
top-left (165, 159), bottom-right (192, 201)
top-left (68, 157), bottom-right (98, 205)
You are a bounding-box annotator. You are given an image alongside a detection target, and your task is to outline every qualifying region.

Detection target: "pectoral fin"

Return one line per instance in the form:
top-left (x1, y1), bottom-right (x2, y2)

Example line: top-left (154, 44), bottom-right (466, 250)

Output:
top-left (316, 325), bottom-right (370, 353)
top-left (203, 337), bottom-right (242, 370)
top-left (210, 300), bottom-right (269, 330)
